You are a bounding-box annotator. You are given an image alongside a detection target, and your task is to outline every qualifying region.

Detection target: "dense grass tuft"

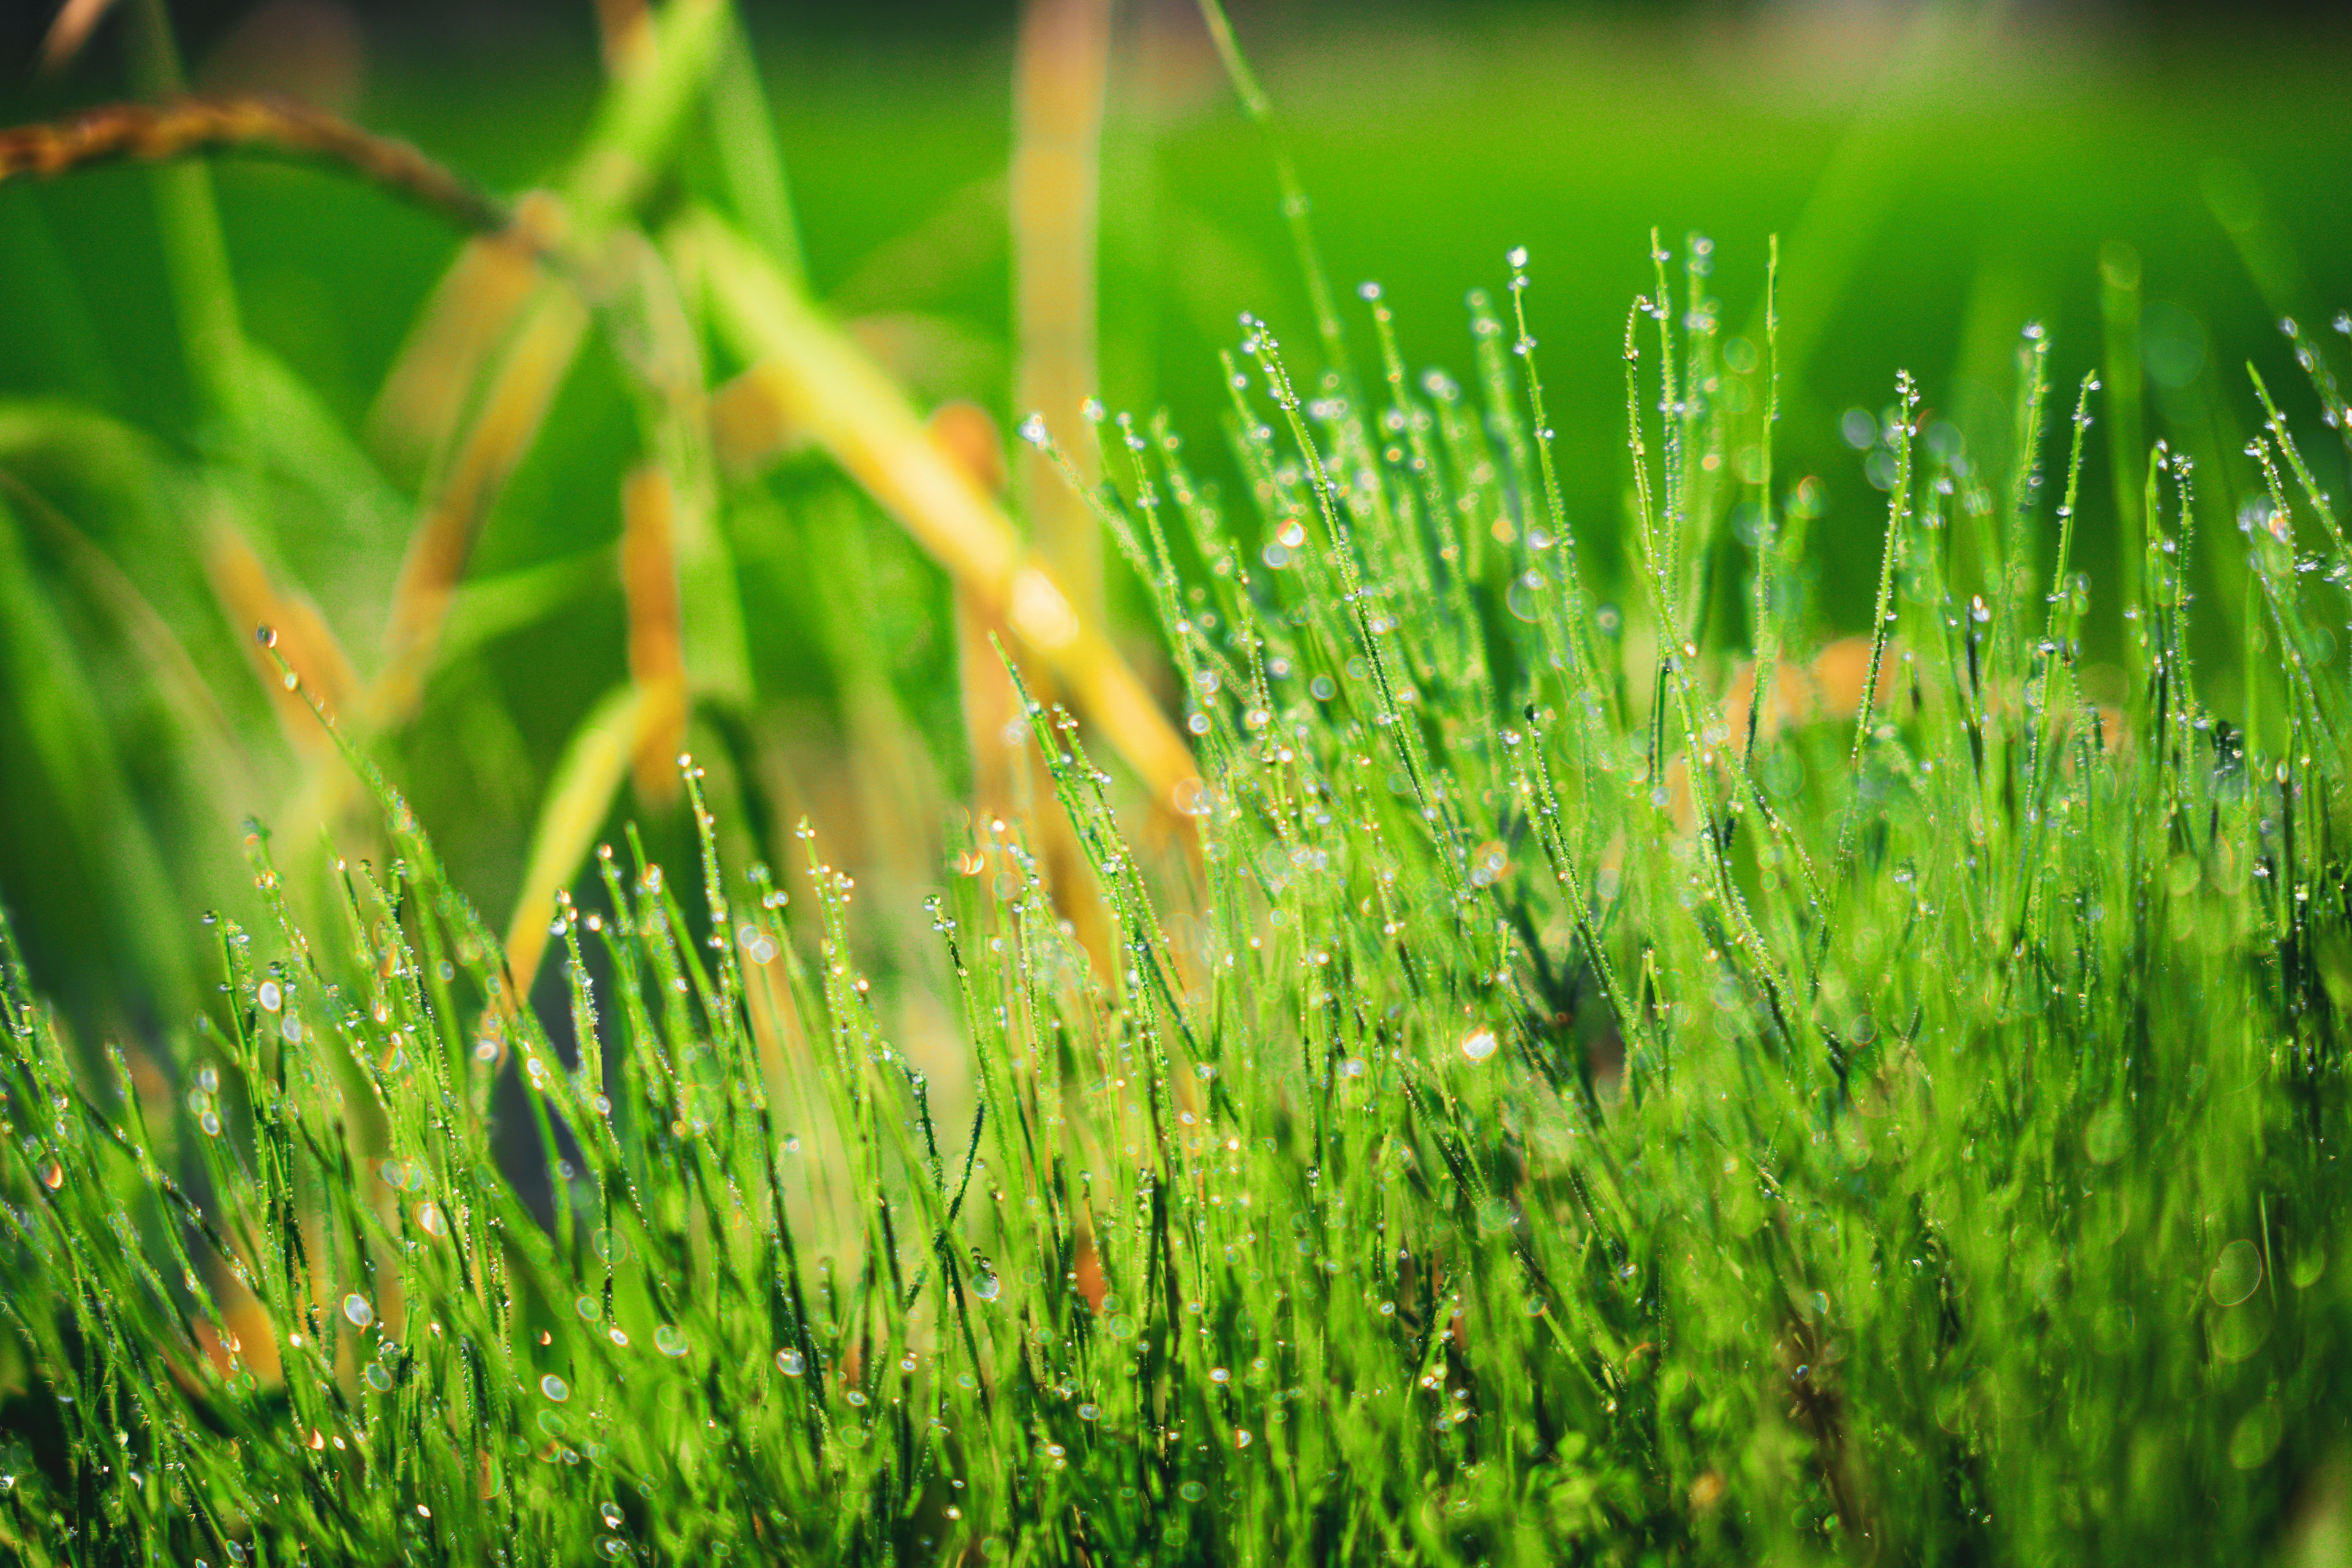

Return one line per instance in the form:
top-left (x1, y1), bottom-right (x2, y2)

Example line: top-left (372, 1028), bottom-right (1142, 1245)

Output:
top-left (7, 214), bottom-right (2352, 1565)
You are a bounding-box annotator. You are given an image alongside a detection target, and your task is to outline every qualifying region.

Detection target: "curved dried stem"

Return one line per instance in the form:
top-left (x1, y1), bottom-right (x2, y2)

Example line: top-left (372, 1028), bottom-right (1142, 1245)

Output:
top-left (0, 95), bottom-right (513, 238)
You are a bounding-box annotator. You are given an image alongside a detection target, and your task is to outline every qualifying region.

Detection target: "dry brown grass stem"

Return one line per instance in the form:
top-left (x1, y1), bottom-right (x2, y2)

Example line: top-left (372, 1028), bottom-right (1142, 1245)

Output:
top-left (621, 464), bottom-right (691, 807)
top-left (0, 96), bottom-right (512, 236)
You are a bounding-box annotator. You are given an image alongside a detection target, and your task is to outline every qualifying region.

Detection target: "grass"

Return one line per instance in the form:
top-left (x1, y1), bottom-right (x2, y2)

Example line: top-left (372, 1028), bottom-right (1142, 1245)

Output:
top-left (4, 1), bottom-right (2352, 1562)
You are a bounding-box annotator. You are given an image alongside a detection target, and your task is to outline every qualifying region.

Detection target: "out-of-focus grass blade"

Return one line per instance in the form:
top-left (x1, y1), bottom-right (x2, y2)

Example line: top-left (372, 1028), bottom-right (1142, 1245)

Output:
top-left (363, 0), bottom-right (731, 538)
top-left (710, 317), bottom-right (1009, 475)
top-left (374, 285), bottom-right (591, 724)
top-left (0, 469), bottom-right (250, 801)
top-left (1012, 0), bottom-right (1114, 628)
top-left (0, 494), bottom-right (195, 1017)
top-left (363, 195), bottom-right (565, 485)
top-left (437, 545), bottom-right (614, 665)
top-left (565, 0), bottom-right (732, 232)
top-left (202, 522), bottom-right (358, 755)
top-left (924, 404), bottom-right (1017, 821)
top-left (609, 228), bottom-right (752, 707)
top-left (1729, 2), bottom-right (1972, 401)
top-left (2203, 158), bottom-right (2309, 322)
top-left (502, 682), bottom-right (644, 996)
top-left (0, 402), bottom-right (259, 849)
top-left (0, 189), bottom-right (121, 409)
top-left (704, 4), bottom-right (805, 283)
top-left (682, 209), bottom-right (1198, 816)
top-left (224, 341), bottom-right (413, 620)
top-left (2101, 242), bottom-right (2147, 617)
top-left (620, 464), bottom-right (690, 805)
top-left (710, 361), bottom-right (801, 475)
top-left (39, 0), bottom-right (121, 73)
top-left (0, 401), bottom-right (188, 549)
top-left (123, 0), bottom-right (247, 434)
top-left (593, 0), bottom-right (655, 75)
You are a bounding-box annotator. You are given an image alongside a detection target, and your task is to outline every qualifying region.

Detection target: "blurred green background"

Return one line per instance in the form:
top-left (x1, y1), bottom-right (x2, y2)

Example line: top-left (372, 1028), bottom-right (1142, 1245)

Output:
top-left (0, 0), bottom-right (2346, 1044)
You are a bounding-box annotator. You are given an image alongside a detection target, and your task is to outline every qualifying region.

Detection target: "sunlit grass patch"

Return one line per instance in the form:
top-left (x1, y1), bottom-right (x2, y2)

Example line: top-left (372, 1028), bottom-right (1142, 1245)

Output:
top-left (5, 215), bottom-right (2352, 1562)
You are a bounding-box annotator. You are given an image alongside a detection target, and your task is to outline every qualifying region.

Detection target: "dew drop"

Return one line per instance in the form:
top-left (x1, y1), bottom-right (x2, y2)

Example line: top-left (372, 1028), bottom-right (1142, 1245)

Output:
top-left (540, 1374), bottom-right (570, 1403)
top-left (2210, 1240), bottom-right (2264, 1307)
top-left (1460, 1027), bottom-right (1499, 1063)
top-left (342, 1294), bottom-right (374, 1330)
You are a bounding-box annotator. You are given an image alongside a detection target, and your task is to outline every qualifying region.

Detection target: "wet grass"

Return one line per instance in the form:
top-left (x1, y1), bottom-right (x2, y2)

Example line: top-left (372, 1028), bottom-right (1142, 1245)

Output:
top-left (5, 2), bottom-right (2352, 1563)
top-left (6, 216), bottom-right (2352, 1562)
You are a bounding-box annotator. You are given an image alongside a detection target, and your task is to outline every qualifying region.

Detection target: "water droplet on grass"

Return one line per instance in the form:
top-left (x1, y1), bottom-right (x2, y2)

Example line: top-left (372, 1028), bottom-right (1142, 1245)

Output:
top-left (343, 1294), bottom-right (374, 1329)
top-left (776, 1349), bottom-right (804, 1376)
top-left (541, 1374), bottom-right (570, 1403)
top-left (2210, 1240), bottom-right (2263, 1306)
top-left (1460, 1028), bottom-right (1498, 1063)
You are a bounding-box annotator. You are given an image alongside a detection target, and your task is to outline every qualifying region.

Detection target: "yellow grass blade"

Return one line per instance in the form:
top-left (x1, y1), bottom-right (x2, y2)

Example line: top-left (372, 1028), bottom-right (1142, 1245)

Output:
top-left (203, 521), bottom-right (358, 755)
top-left (709, 360), bottom-right (801, 475)
top-left (363, 194), bottom-right (565, 483)
top-left (683, 210), bottom-right (1199, 817)
top-left (373, 285), bottom-right (590, 725)
top-left (621, 463), bottom-right (690, 806)
top-left (502, 684), bottom-right (645, 998)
